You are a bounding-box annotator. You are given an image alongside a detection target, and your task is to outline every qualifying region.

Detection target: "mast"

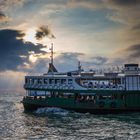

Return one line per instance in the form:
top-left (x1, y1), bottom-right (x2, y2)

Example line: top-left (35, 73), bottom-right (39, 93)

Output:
top-left (50, 43), bottom-right (53, 65)
top-left (78, 61), bottom-right (81, 75)
top-left (47, 43), bottom-right (58, 73)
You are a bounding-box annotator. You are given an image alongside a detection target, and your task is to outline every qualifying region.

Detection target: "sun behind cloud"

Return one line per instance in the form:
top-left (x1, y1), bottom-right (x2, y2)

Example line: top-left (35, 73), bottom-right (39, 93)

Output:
top-left (23, 28), bottom-right (38, 45)
top-left (23, 26), bottom-right (54, 46)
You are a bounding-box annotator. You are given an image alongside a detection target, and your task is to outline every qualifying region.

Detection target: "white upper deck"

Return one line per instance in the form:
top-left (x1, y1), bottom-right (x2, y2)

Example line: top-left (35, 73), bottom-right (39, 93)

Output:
top-left (24, 63), bottom-right (140, 91)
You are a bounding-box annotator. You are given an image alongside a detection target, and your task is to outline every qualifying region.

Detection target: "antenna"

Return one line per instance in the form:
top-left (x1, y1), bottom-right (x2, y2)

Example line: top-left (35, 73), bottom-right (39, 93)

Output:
top-left (78, 61), bottom-right (81, 74)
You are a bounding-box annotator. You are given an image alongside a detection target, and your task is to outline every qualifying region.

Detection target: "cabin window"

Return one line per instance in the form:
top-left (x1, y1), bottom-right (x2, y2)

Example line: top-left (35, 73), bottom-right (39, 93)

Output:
top-left (100, 85), bottom-right (103, 88)
top-left (112, 86), bottom-right (116, 88)
top-left (31, 79), bottom-right (34, 84)
top-left (88, 82), bottom-right (93, 88)
top-left (122, 78), bottom-right (125, 84)
top-left (61, 79), bottom-right (66, 84)
top-left (49, 79), bottom-right (54, 84)
top-left (29, 79), bottom-right (32, 84)
top-left (117, 78), bottom-right (121, 84)
top-left (44, 79), bottom-right (48, 84)
top-left (55, 79), bottom-right (60, 84)
top-left (38, 79), bottom-right (42, 84)
top-left (68, 79), bottom-right (73, 84)
top-left (34, 79), bottom-right (37, 84)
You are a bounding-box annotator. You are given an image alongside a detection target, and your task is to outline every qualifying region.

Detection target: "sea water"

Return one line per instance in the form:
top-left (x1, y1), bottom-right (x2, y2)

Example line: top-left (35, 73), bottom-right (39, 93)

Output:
top-left (0, 92), bottom-right (140, 140)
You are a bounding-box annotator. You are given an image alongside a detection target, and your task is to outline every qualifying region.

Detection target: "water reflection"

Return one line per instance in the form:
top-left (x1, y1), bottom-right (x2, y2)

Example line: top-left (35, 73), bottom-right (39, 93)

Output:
top-left (0, 92), bottom-right (140, 140)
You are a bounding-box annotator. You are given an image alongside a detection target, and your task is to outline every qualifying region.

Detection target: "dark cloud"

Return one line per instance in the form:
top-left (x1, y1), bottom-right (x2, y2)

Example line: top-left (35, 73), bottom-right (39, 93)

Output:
top-left (106, 44), bottom-right (140, 66)
top-left (23, 52), bottom-right (84, 73)
top-left (53, 52), bottom-right (84, 72)
top-left (36, 26), bottom-right (55, 40)
top-left (53, 53), bottom-right (108, 71)
top-left (59, 52), bottom-right (84, 58)
top-left (0, 12), bottom-right (6, 19)
top-left (0, 12), bottom-right (10, 22)
top-left (82, 56), bottom-right (108, 70)
top-left (26, 58), bottom-right (49, 74)
top-left (125, 44), bottom-right (140, 59)
top-left (107, 0), bottom-right (140, 6)
top-left (0, 29), bottom-right (46, 71)
top-left (91, 56), bottom-right (108, 65)
top-left (24, 52), bottom-right (109, 73)
top-left (131, 23), bottom-right (140, 30)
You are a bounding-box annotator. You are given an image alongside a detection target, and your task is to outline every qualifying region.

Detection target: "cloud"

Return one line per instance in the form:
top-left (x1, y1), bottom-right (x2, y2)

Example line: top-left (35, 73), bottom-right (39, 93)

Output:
top-left (106, 0), bottom-right (140, 6)
top-left (0, 29), bottom-right (46, 71)
top-left (22, 52), bottom-right (84, 73)
top-left (0, 70), bottom-right (25, 93)
top-left (132, 23), bottom-right (140, 31)
top-left (52, 52), bottom-right (108, 71)
top-left (54, 52), bottom-right (84, 71)
top-left (35, 25), bottom-right (55, 40)
top-left (67, 0), bottom-right (102, 10)
top-left (0, 0), bottom-right (24, 10)
top-left (100, 0), bottom-right (140, 46)
top-left (21, 52), bottom-right (109, 74)
top-left (0, 12), bottom-right (10, 22)
top-left (111, 44), bottom-right (140, 65)
top-left (26, 58), bottom-right (49, 74)
top-left (91, 56), bottom-right (108, 65)
top-left (0, 0), bottom-right (25, 23)
top-left (125, 44), bottom-right (140, 59)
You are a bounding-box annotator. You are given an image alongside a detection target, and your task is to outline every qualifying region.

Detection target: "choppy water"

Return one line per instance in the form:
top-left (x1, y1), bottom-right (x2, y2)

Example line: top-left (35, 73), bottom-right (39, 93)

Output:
top-left (0, 92), bottom-right (140, 140)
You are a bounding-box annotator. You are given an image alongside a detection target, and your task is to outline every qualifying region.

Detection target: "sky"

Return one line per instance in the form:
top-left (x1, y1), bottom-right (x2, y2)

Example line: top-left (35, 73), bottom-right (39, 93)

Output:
top-left (0, 0), bottom-right (140, 93)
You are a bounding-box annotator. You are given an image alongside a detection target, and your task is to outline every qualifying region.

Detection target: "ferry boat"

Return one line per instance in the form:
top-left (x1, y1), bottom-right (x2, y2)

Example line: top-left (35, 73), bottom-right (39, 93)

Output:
top-left (22, 44), bottom-right (140, 114)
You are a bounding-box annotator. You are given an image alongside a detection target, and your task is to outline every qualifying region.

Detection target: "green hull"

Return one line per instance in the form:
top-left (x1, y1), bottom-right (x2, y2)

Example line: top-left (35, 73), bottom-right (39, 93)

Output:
top-left (22, 91), bottom-right (140, 114)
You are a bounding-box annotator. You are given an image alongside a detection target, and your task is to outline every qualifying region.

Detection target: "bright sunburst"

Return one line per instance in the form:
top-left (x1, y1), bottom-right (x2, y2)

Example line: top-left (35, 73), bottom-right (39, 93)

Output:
top-left (23, 28), bottom-right (51, 46)
top-left (23, 28), bottom-right (38, 45)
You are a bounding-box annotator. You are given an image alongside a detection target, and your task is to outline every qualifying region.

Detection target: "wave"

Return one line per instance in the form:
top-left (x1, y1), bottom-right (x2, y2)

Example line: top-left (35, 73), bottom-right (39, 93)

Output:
top-left (34, 107), bottom-right (69, 116)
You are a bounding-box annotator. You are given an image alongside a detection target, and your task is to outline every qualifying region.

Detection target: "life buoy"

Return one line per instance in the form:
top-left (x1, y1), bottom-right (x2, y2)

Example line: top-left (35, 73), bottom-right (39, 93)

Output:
top-left (99, 101), bottom-right (105, 108)
top-left (110, 102), bottom-right (117, 108)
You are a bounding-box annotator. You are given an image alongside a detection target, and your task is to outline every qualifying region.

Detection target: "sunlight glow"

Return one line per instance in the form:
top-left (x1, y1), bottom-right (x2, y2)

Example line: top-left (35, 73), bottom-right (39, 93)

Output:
top-left (23, 28), bottom-right (38, 45)
top-left (23, 28), bottom-right (51, 46)
top-left (29, 54), bottom-right (38, 63)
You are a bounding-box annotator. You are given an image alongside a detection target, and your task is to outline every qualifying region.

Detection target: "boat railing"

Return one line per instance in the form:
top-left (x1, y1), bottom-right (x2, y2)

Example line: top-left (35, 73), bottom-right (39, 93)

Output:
top-left (24, 80), bottom-right (125, 91)
top-left (86, 84), bottom-right (125, 90)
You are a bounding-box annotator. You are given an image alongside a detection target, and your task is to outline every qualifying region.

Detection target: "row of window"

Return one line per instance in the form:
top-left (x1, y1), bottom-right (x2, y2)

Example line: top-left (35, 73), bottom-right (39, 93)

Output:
top-left (25, 78), bottom-right (73, 85)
